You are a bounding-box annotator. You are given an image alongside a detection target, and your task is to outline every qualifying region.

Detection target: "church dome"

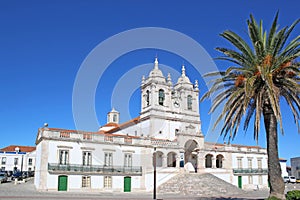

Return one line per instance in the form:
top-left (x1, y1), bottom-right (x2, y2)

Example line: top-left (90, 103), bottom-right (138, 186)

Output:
top-left (176, 65), bottom-right (191, 84)
top-left (148, 57), bottom-right (164, 78)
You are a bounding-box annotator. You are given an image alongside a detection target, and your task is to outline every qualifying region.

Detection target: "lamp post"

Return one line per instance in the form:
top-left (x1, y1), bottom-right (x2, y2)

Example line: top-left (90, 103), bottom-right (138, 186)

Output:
top-left (153, 146), bottom-right (157, 200)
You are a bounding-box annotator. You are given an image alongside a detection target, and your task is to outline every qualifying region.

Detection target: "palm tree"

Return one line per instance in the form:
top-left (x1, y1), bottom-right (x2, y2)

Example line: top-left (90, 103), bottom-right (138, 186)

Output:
top-left (202, 13), bottom-right (299, 199)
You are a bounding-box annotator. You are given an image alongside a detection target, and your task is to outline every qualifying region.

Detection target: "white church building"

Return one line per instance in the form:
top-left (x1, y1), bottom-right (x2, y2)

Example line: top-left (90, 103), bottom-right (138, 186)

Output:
top-left (34, 58), bottom-right (269, 192)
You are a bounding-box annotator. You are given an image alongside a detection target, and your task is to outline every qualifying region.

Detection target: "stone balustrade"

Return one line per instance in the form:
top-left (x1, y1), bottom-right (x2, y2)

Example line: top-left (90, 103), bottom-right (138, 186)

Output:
top-left (40, 129), bottom-right (179, 148)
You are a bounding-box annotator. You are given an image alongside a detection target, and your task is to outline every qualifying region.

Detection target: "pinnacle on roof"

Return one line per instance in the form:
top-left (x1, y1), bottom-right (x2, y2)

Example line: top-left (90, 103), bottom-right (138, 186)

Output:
top-left (182, 64), bottom-right (186, 77)
top-left (148, 57), bottom-right (164, 78)
top-left (110, 107), bottom-right (119, 113)
top-left (177, 64), bottom-right (191, 84)
top-left (167, 73), bottom-right (172, 86)
top-left (154, 57), bottom-right (159, 70)
top-left (194, 80), bottom-right (199, 91)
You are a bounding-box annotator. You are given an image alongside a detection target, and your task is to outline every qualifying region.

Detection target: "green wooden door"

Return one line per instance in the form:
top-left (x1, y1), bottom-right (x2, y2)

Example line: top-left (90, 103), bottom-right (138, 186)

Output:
top-left (238, 176), bottom-right (242, 189)
top-left (124, 176), bottom-right (131, 192)
top-left (58, 175), bottom-right (68, 191)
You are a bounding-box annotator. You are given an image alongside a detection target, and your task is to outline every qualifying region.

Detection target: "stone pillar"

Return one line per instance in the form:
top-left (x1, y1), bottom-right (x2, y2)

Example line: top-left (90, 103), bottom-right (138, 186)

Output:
top-left (212, 157), bottom-right (216, 168)
top-left (197, 152), bottom-right (204, 170)
top-left (222, 158), bottom-right (225, 169)
top-left (162, 155), bottom-right (167, 167)
top-left (176, 155), bottom-right (180, 168)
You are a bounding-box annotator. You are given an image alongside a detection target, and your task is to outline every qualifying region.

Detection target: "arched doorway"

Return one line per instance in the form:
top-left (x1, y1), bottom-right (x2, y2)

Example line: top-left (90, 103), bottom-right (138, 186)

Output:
top-left (184, 140), bottom-right (198, 169)
top-left (216, 154), bottom-right (224, 168)
top-left (167, 152), bottom-right (177, 167)
top-left (205, 154), bottom-right (213, 168)
top-left (153, 151), bottom-right (163, 167)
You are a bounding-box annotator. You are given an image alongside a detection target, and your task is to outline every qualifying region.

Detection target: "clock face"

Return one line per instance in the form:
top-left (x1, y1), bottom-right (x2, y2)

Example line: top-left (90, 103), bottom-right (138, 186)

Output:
top-left (174, 101), bottom-right (180, 108)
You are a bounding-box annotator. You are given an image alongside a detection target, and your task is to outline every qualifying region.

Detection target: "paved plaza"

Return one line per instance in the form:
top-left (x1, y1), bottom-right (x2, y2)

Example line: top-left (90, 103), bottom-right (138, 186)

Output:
top-left (0, 178), bottom-right (299, 200)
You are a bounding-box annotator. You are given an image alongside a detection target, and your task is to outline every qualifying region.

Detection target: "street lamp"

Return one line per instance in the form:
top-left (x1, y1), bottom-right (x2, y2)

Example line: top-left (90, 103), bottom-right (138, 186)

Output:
top-left (153, 146), bottom-right (157, 200)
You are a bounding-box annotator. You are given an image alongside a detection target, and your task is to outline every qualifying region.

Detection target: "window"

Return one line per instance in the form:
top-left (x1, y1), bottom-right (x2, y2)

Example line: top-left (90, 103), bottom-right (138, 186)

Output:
top-left (104, 152), bottom-right (113, 166)
top-left (146, 90), bottom-right (150, 106)
top-left (28, 168), bottom-right (31, 171)
top-left (158, 89), bottom-right (165, 105)
top-left (104, 176), bottom-right (112, 188)
top-left (248, 158), bottom-right (253, 169)
top-left (257, 159), bottom-right (262, 169)
top-left (187, 95), bottom-right (192, 110)
top-left (28, 158), bottom-right (33, 166)
top-left (248, 175), bottom-right (253, 184)
top-left (113, 114), bottom-right (117, 122)
top-left (124, 154), bottom-right (132, 167)
top-left (82, 152), bottom-right (92, 166)
top-left (1, 157), bottom-right (6, 165)
top-left (59, 150), bottom-right (69, 165)
top-left (14, 158), bottom-right (18, 165)
top-left (205, 154), bottom-right (213, 168)
top-left (237, 158), bottom-right (243, 169)
top-left (1, 167), bottom-right (5, 171)
top-left (82, 176), bottom-right (91, 188)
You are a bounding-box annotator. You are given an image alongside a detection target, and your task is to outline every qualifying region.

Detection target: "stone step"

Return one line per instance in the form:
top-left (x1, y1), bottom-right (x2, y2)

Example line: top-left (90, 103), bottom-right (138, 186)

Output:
top-left (158, 173), bottom-right (246, 197)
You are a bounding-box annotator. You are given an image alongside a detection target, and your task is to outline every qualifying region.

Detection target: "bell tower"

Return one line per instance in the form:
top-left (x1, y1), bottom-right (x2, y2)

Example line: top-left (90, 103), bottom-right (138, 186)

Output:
top-left (140, 57), bottom-right (172, 118)
top-left (107, 108), bottom-right (119, 124)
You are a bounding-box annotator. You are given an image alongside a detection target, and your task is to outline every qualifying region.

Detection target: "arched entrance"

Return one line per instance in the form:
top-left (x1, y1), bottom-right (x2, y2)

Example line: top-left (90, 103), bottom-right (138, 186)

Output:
top-left (205, 154), bottom-right (213, 168)
top-left (167, 152), bottom-right (177, 167)
top-left (184, 140), bottom-right (198, 170)
top-left (216, 154), bottom-right (224, 168)
top-left (153, 151), bottom-right (163, 167)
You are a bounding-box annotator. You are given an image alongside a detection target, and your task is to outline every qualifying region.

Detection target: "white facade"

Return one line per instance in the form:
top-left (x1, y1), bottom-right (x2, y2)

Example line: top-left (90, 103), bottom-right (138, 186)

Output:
top-left (34, 58), bottom-right (268, 192)
top-left (291, 157), bottom-right (300, 179)
top-left (279, 158), bottom-right (288, 177)
top-left (0, 146), bottom-right (36, 173)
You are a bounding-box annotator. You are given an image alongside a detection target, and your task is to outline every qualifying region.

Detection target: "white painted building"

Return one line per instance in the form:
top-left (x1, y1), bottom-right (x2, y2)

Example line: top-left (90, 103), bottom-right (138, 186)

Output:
top-left (34, 58), bottom-right (269, 192)
top-left (291, 157), bottom-right (300, 179)
top-left (0, 145), bottom-right (36, 173)
top-left (279, 158), bottom-right (289, 178)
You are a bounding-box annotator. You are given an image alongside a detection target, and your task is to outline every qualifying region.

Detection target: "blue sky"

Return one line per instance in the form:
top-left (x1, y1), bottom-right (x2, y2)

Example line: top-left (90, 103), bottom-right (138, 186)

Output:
top-left (0, 1), bottom-right (299, 164)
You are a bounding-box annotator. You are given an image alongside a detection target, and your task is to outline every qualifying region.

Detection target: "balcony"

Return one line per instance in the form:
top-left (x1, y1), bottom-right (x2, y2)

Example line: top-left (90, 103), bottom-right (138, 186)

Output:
top-left (48, 163), bottom-right (142, 176)
top-left (233, 168), bottom-right (268, 175)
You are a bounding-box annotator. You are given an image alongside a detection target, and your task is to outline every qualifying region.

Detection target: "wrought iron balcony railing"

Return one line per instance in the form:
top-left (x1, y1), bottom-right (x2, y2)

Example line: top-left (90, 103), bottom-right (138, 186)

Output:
top-left (48, 163), bottom-right (142, 176)
top-left (233, 168), bottom-right (268, 175)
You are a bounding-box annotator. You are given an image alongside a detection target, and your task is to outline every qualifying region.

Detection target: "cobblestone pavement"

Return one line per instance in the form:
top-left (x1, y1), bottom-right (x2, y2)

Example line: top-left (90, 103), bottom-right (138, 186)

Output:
top-left (0, 178), bottom-right (299, 200)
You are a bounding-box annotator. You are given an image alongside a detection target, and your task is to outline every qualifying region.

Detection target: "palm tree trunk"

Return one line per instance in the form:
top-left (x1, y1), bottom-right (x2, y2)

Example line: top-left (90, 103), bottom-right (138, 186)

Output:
top-left (263, 103), bottom-right (285, 199)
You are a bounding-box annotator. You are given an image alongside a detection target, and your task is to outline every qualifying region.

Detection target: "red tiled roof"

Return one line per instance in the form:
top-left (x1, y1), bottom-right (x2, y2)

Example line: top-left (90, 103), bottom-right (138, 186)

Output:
top-left (102, 122), bottom-right (119, 128)
top-left (106, 116), bottom-right (140, 133)
top-left (0, 145), bottom-right (36, 153)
